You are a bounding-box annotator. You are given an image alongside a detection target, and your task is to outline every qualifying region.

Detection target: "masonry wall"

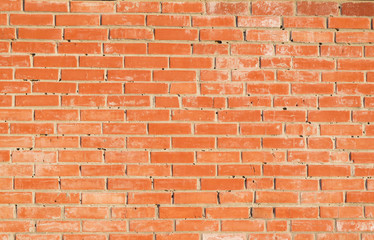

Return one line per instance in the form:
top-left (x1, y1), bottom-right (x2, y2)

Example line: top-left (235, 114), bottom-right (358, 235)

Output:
top-left (0, 0), bottom-right (374, 239)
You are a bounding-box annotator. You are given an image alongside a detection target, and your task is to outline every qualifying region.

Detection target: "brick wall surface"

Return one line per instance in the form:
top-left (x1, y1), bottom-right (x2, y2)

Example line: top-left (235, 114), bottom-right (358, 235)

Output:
top-left (0, 0), bottom-right (374, 239)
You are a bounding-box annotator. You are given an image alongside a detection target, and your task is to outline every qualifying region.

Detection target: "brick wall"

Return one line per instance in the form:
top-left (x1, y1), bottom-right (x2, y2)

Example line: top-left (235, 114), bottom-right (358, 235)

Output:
top-left (1, 0), bottom-right (374, 239)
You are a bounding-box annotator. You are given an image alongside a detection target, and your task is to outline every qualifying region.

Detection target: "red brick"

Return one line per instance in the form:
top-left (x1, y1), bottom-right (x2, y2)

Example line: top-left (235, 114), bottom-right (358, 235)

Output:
top-left (18, 207), bottom-right (61, 219)
top-left (0, 15), bottom-right (7, 26)
top-left (127, 109), bottom-right (169, 121)
top-left (105, 151), bottom-right (147, 163)
top-left (80, 56), bottom-right (123, 68)
top-left (155, 28), bottom-right (198, 41)
top-left (125, 56), bottom-right (168, 68)
top-left (219, 192), bottom-right (253, 204)
top-left (173, 165), bottom-right (215, 177)
top-left (130, 220), bottom-right (173, 232)
top-left (159, 207), bottom-right (203, 219)
top-left (317, 234), bottom-right (359, 240)
top-left (110, 235), bottom-right (151, 240)
top-left (154, 179), bottom-right (197, 190)
top-left (11, 123), bottom-right (54, 134)
top-left (252, 1), bottom-right (294, 16)
top-left (228, 96), bottom-right (271, 107)
top-left (246, 30), bottom-right (288, 42)
top-left (56, 15), bottom-right (99, 26)
top-left (10, 14), bottom-right (53, 26)
top-left (61, 96), bottom-right (105, 107)
top-left (65, 28), bottom-right (108, 41)
top-left (148, 15), bottom-right (189, 27)
top-left (127, 137), bottom-right (170, 149)
top-left (321, 179), bottom-right (364, 190)
top-left (0, 55), bottom-right (30, 67)
top-left (263, 138), bottom-right (305, 149)
top-left (218, 110), bottom-right (261, 122)
top-left (206, 2), bottom-right (249, 15)
top-left (294, 58), bottom-right (335, 70)
top-left (109, 178), bottom-right (151, 190)
top-left (341, 2), bottom-right (374, 16)
top-left (276, 179), bottom-right (318, 191)
top-left (71, 1), bottom-right (115, 13)
top-left (337, 32), bottom-right (374, 44)
top-left (276, 207), bottom-right (318, 218)
top-left (173, 137), bottom-right (215, 149)
top-left (117, 2), bottom-right (160, 13)
top-left (217, 57), bottom-right (259, 69)
top-left (292, 31), bottom-right (333, 43)
top-left (61, 69), bottom-right (104, 81)
top-left (193, 16), bottom-right (235, 27)
top-left (292, 220), bottom-right (334, 232)
top-left (112, 207), bottom-right (155, 219)
top-left (65, 207), bottom-right (108, 219)
top-left (81, 137), bottom-right (125, 148)
top-left (297, 1), bottom-right (339, 16)
top-left (221, 220), bottom-right (264, 232)
top-left (238, 16), bottom-right (281, 27)
top-left (173, 110), bottom-right (215, 121)
top-left (103, 123), bottom-right (146, 135)
top-left (352, 153), bottom-right (374, 163)
top-left (309, 110), bottom-right (350, 122)
top-left (193, 44), bottom-right (229, 55)
top-left (0, 81), bottom-right (30, 93)
top-left (0, 69), bottom-right (13, 80)
top-left (102, 15), bottom-right (145, 26)
top-left (37, 221), bottom-right (80, 232)
top-left (320, 206), bottom-right (363, 218)
top-left (163, 2), bottom-right (203, 13)
top-left (15, 178), bottom-right (58, 190)
top-left (320, 124), bottom-right (362, 135)
top-left (0, 0), bottom-right (22, 11)
top-left (218, 165), bottom-right (260, 176)
top-left (104, 43), bottom-right (146, 54)
top-left (329, 17), bottom-right (370, 29)
top-left (276, 45), bottom-right (318, 57)
top-left (110, 28), bottom-right (153, 40)
top-left (16, 95), bottom-right (59, 106)
top-left (18, 28), bottom-right (62, 40)
top-left (127, 165), bottom-right (170, 176)
top-left (13, 42), bottom-right (55, 53)
top-left (337, 220), bottom-right (374, 232)
top-left (256, 191), bottom-right (298, 203)
top-left (201, 179), bottom-right (244, 190)
top-left (82, 193), bottom-right (126, 204)
top-left (284, 17), bottom-right (325, 28)
top-left (322, 72), bottom-right (364, 82)
top-left (34, 56), bottom-right (77, 67)
top-left (301, 192), bottom-right (344, 203)
top-left (62, 178), bottom-right (104, 191)
top-left (292, 83), bottom-right (334, 94)
top-left (0, 28), bottom-right (15, 40)
top-left (337, 138), bottom-right (374, 150)
top-left (247, 83), bottom-right (289, 95)
top-left (16, 68), bottom-right (58, 80)
top-left (79, 83), bottom-right (123, 94)
top-left (261, 57), bottom-right (291, 69)
top-left (108, 70), bottom-right (150, 83)
top-left (0, 221), bottom-right (34, 232)
top-left (201, 29), bottom-right (243, 41)
top-left (25, 0), bottom-right (68, 12)
top-left (149, 43), bottom-right (191, 55)
top-left (174, 192), bottom-right (217, 204)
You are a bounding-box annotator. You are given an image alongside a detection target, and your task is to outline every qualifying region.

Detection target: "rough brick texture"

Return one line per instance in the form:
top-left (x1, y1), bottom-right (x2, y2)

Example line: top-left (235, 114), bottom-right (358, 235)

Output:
top-left (1, 0), bottom-right (374, 239)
